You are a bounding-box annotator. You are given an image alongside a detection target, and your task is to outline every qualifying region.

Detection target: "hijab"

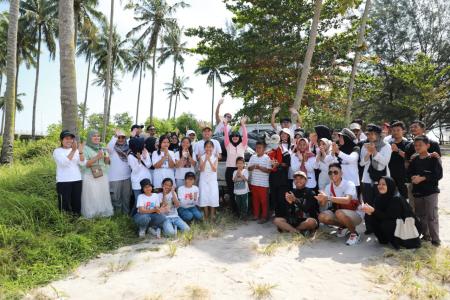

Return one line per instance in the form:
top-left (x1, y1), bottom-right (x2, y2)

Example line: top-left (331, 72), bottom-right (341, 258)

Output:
top-left (296, 138), bottom-right (315, 173)
top-left (86, 130), bottom-right (101, 151)
top-left (114, 136), bottom-right (129, 162)
top-left (229, 131), bottom-right (242, 148)
top-left (318, 138), bottom-right (332, 161)
top-left (339, 134), bottom-right (357, 155)
top-left (374, 176), bottom-right (399, 211)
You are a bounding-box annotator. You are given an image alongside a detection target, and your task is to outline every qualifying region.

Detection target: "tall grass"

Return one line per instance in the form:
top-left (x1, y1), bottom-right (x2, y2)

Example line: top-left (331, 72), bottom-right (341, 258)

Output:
top-left (0, 155), bottom-right (137, 299)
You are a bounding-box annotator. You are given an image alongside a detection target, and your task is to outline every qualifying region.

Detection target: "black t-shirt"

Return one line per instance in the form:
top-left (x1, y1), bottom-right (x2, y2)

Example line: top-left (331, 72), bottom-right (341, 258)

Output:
top-left (388, 139), bottom-right (411, 179)
top-left (269, 150), bottom-right (291, 187)
top-left (407, 155), bottom-right (443, 197)
top-left (405, 139), bottom-right (441, 161)
top-left (279, 187), bottom-right (319, 225)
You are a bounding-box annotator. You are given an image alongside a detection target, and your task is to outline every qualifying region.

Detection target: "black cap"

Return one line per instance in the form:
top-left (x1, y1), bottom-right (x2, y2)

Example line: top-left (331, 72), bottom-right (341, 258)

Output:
top-left (280, 117), bottom-right (292, 123)
top-left (131, 124), bottom-right (144, 131)
top-left (367, 124), bottom-right (382, 134)
top-left (60, 130), bottom-right (75, 140)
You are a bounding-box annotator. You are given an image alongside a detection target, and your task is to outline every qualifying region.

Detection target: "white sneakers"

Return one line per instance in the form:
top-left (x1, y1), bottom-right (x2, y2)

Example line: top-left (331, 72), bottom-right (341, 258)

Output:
top-left (139, 227), bottom-right (161, 238)
top-left (336, 228), bottom-right (350, 238)
top-left (346, 233), bottom-right (361, 246)
top-left (138, 228), bottom-right (146, 238)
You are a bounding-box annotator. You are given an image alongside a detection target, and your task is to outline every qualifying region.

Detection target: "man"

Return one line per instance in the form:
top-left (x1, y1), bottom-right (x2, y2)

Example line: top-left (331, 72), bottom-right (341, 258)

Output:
top-left (316, 163), bottom-right (363, 246)
top-left (273, 171), bottom-right (319, 235)
top-left (387, 121), bottom-right (410, 198)
top-left (350, 122), bottom-right (366, 143)
top-left (144, 125), bottom-right (157, 155)
top-left (214, 98), bottom-right (232, 135)
top-left (271, 106), bottom-right (302, 138)
top-left (146, 124), bottom-right (157, 138)
top-left (130, 124), bottom-right (144, 138)
top-left (194, 126), bottom-right (222, 160)
top-left (351, 119), bottom-right (367, 142)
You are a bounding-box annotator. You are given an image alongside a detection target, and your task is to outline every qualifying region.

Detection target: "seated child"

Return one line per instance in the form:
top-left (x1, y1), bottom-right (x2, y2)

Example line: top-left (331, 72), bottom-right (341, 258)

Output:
top-left (160, 178), bottom-right (190, 236)
top-left (177, 172), bottom-right (203, 223)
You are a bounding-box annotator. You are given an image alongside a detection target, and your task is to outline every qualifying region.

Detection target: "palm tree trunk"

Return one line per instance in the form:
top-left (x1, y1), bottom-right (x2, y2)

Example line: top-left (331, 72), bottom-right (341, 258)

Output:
top-left (58, 0), bottom-right (78, 137)
top-left (102, 0), bottom-right (114, 142)
top-left (1, 0), bottom-right (20, 164)
top-left (345, 0), bottom-right (371, 124)
top-left (150, 40), bottom-right (157, 123)
top-left (211, 75), bottom-right (215, 126)
top-left (31, 25), bottom-right (42, 139)
top-left (107, 64), bottom-right (114, 126)
top-left (292, 0), bottom-right (323, 120)
top-left (135, 63), bottom-right (143, 124)
top-left (168, 54), bottom-right (177, 119)
top-left (0, 74), bottom-right (3, 135)
top-left (173, 93), bottom-right (178, 119)
top-left (81, 53), bottom-right (92, 130)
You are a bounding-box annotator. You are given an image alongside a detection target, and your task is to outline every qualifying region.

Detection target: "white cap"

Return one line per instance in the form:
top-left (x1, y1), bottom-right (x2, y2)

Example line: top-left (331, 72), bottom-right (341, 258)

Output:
top-left (186, 130), bottom-right (196, 136)
top-left (280, 128), bottom-right (291, 136)
top-left (349, 123), bottom-right (361, 130)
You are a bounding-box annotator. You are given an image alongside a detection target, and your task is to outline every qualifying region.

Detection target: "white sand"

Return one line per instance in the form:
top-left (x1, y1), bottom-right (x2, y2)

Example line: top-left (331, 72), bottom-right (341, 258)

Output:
top-left (31, 157), bottom-right (450, 300)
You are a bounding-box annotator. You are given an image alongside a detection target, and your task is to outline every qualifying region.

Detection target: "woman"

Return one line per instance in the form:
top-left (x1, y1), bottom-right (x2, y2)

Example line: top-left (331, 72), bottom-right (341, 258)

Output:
top-left (315, 138), bottom-right (334, 190)
top-left (128, 137), bottom-right (152, 201)
top-left (169, 132), bottom-right (180, 153)
top-left (331, 128), bottom-right (360, 189)
top-left (223, 116), bottom-right (248, 214)
top-left (362, 176), bottom-right (412, 249)
top-left (53, 130), bottom-right (85, 215)
top-left (107, 129), bottom-right (132, 214)
top-left (152, 135), bottom-right (176, 189)
top-left (175, 137), bottom-right (197, 187)
top-left (81, 130), bottom-right (114, 218)
top-left (290, 138), bottom-right (316, 189)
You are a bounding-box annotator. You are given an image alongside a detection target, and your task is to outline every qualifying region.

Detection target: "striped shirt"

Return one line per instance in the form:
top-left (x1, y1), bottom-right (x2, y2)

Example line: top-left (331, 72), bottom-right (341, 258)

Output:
top-left (248, 154), bottom-right (271, 187)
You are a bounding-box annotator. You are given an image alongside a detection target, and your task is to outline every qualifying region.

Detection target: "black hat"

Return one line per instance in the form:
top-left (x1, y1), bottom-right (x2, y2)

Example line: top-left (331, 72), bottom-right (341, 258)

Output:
top-left (60, 130), bottom-right (75, 140)
top-left (280, 117), bottom-right (292, 123)
top-left (314, 125), bottom-right (332, 140)
top-left (131, 124), bottom-right (144, 131)
top-left (338, 128), bottom-right (356, 141)
top-left (140, 178), bottom-right (152, 190)
top-left (367, 124), bottom-right (382, 134)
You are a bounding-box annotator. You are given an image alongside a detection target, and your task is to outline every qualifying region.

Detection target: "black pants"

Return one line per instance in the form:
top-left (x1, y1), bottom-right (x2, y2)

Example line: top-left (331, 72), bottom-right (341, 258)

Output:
top-left (225, 167), bottom-right (238, 214)
top-left (392, 175), bottom-right (408, 199)
top-left (270, 185), bottom-right (290, 217)
top-left (363, 183), bottom-right (377, 232)
top-left (56, 181), bottom-right (82, 215)
top-left (366, 215), bottom-right (397, 248)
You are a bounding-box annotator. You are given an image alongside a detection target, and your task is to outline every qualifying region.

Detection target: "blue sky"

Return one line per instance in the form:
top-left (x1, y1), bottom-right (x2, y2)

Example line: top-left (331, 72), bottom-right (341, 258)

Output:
top-left (1, 0), bottom-right (242, 134)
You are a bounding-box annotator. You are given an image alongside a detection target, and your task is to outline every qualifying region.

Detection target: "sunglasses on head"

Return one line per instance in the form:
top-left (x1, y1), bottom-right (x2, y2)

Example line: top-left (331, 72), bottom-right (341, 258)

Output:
top-left (328, 170), bottom-right (339, 176)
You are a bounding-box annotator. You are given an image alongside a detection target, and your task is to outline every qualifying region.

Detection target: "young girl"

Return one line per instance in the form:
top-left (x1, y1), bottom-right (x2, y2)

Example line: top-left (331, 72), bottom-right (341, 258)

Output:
top-left (199, 140), bottom-right (219, 221)
top-left (175, 137), bottom-right (197, 188)
top-left (177, 172), bottom-right (203, 223)
top-left (161, 178), bottom-right (190, 236)
top-left (133, 179), bottom-right (166, 238)
top-left (128, 137), bottom-right (152, 201)
top-left (290, 138), bottom-right (316, 190)
top-left (233, 157), bottom-right (250, 220)
top-left (152, 135), bottom-right (176, 189)
top-left (315, 138), bottom-right (334, 190)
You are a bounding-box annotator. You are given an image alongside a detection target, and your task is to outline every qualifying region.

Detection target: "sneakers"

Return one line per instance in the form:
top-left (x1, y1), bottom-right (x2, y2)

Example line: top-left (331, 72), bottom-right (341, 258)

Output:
top-left (346, 233), bottom-right (361, 246)
top-left (336, 228), bottom-right (350, 238)
top-left (138, 227), bottom-right (146, 238)
top-left (148, 227), bottom-right (162, 239)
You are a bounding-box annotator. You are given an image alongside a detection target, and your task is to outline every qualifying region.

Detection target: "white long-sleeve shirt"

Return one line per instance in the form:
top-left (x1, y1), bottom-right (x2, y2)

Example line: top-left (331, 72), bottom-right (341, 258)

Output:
top-left (334, 150), bottom-right (360, 186)
top-left (359, 143), bottom-right (392, 184)
top-left (290, 154), bottom-right (316, 189)
top-left (128, 153), bottom-right (152, 190)
top-left (53, 147), bottom-right (85, 182)
top-left (107, 137), bottom-right (131, 182)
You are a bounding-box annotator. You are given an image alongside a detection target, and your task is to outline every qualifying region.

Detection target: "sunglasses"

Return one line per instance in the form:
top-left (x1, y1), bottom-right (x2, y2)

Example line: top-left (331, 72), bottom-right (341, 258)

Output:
top-left (117, 136), bottom-right (126, 139)
top-left (328, 170), bottom-right (340, 176)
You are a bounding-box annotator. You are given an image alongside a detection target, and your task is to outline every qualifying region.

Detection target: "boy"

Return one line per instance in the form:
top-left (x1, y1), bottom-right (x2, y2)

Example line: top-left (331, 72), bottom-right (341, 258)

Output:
top-left (233, 157), bottom-right (250, 220)
top-left (407, 135), bottom-right (443, 246)
top-left (177, 172), bottom-right (203, 223)
top-left (248, 141), bottom-right (272, 223)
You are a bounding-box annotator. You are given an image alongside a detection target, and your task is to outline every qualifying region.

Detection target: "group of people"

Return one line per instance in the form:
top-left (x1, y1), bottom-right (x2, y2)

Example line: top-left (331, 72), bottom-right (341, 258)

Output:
top-left (53, 101), bottom-right (443, 249)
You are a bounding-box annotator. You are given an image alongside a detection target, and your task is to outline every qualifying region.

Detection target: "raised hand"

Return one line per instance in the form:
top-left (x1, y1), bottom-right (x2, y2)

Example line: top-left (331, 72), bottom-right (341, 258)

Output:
top-left (273, 107), bottom-right (281, 114)
top-left (240, 115), bottom-right (248, 125)
top-left (218, 98), bottom-right (225, 105)
top-left (71, 140), bottom-right (78, 151)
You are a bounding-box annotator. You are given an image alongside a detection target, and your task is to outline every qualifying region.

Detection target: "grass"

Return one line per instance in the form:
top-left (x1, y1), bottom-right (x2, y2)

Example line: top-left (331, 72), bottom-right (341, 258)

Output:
top-left (0, 155), bottom-right (138, 300)
top-left (100, 260), bottom-right (133, 281)
top-left (167, 242), bottom-right (178, 258)
top-left (254, 233), bottom-right (312, 256)
top-left (249, 282), bottom-right (277, 299)
top-left (184, 285), bottom-right (210, 300)
top-left (365, 244), bottom-right (450, 299)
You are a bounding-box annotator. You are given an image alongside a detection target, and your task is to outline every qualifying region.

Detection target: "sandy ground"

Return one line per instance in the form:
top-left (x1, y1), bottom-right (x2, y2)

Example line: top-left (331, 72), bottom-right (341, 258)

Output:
top-left (31, 157), bottom-right (450, 300)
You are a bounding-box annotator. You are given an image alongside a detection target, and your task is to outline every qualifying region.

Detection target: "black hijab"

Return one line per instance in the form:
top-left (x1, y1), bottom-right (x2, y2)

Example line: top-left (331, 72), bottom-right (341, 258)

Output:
top-left (230, 131), bottom-right (242, 148)
top-left (339, 134), bottom-right (357, 155)
top-left (374, 176), bottom-right (399, 211)
top-left (129, 137), bottom-right (145, 155)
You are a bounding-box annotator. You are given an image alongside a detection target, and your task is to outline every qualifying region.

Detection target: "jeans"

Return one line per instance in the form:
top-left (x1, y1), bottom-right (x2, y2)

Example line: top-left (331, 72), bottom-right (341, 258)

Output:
top-left (162, 216), bottom-right (190, 236)
top-left (178, 206), bottom-right (203, 222)
top-left (133, 213), bottom-right (166, 231)
top-left (235, 193), bottom-right (249, 218)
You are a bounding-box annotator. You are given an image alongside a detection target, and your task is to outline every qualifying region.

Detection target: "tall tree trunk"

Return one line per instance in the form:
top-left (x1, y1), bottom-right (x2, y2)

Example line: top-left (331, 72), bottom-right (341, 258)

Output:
top-left (173, 93), bottom-right (178, 119)
top-left (210, 75), bottom-right (214, 126)
top-left (345, 0), bottom-right (371, 124)
top-left (292, 0), bottom-right (323, 120)
top-left (58, 0), bottom-right (78, 137)
top-left (1, 0), bottom-right (20, 164)
top-left (102, 0), bottom-right (114, 142)
top-left (149, 41), bottom-right (157, 123)
top-left (107, 64), bottom-right (114, 126)
top-left (135, 63), bottom-right (142, 124)
top-left (0, 74), bottom-right (3, 135)
top-left (168, 54), bottom-right (177, 119)
top-left (81, 53), bottom-right (91, 130)
top-left (31, 25), bottom-right (42, 139)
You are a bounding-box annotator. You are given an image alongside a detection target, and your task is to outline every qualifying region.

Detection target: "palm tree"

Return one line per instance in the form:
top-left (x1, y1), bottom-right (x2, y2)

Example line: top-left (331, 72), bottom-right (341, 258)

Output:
top-left (20, 0), bottom-right (58, 139)
top-left (101, 0), bottom-right (114, 142)
top-left (163, 75), bottom-right (193, 119)
top-left (16, 17), bottom-right (37, 99)
top-left (58, 0), bottom-right (79, 137)
top-left (77, 22), bottom-right (99, 129)
top-left (195, 62), bottom-right (229, 125)
top-left (127, 38), bottom-right (152, 124)
top-left (0, 12), bottom-right (8, 136)
top-left (126, 0), bottom-right (189, 123)
top-left (73, 0), bottom-right (105, 44)
top-left (1, 0), bottom-right (20, 164)
top-left (292, 0), bottom-right (323, 120)
top-left (0, 93), bottom-right (25, 112)
top-left (158, 24), bottom-right (189, 119)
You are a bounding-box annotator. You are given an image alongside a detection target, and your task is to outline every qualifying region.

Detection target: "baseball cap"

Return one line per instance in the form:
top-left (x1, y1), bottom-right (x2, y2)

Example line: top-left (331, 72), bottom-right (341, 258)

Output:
top-left (280, 117), bottom-right (292, 123)
top-left (60, 130), bottom-right (75, 140)
top-left (293, 170), bottom-right (308, 179)
top-left (367, 124), bottom-right (382, 134)
top-left (202, 126), bottom-right (212, 132)
top-left (131, 124), bottom-right (144, 131)
top-left (186, 130), bottom-right (196, 136)
top-left (349, 123), bottom-right (361, 131)
top-left (280, 128), bottom-right (291, 136)
top-left (116, 130), bottom-right (126, 137)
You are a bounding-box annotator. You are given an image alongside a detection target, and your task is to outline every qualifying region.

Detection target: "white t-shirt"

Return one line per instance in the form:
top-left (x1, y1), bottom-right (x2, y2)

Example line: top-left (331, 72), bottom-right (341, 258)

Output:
top-left (194, 139), bottom-right (222, 158)
top-left (214, 122), bottom-right (232, 135)
top-left (359, 143), bottom-right (392, 184)
top-left (107, 137), bottom-right (131, 182)
top-left (53, 147), bottom-right (83, 182)
top-left (290, 154), bottom-right (317, 189)
top-left (248, 154), bottom-right (271, 187)
top-left (177, 185), bottom-right (199, 208)
top-left (324, 179), bottom-right (363, 217)
top-left (161, 192), bottom-right (179, 218)
top-left (233, 169), bottom-right (249, 195)
top-left (136, 193), bottom-right (162, 210)
top-left (174, 151), bottom-right (197, 179)
top-left (151, 150), bottom-right (176, 188)
top-left (128, 153), bottom-right (152, 190)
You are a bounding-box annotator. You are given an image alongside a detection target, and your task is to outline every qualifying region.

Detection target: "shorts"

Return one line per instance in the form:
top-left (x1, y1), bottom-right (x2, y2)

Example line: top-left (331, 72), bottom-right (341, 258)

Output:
top-left (321, 209), bottom-right (362, 226)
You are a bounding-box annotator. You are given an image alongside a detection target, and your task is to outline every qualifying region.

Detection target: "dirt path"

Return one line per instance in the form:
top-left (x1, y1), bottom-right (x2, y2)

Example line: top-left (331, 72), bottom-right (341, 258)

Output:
top-left (31, 158), bottom-right (450, 300)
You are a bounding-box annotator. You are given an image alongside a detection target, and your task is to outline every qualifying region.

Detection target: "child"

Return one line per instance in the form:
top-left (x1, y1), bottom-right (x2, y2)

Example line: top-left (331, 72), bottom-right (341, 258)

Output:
top-left (248, 141), bottom-right (272, 223)
top-left (199, 140), bottom-right (219, 221)
top-left (407, 135), bottom-right (443, 246)
top-left (152, 135), bottom-right (176, 189)
top-left (177, 172), bottom-right (203, 223)
top-left (160, 178), bottom-right (190, 236)
top-left (233, 157), bottom-right (250, 220)
top-left (175, 137), bottom-right (197, 188)
top-left (133, 179), bottom-right (166, 238)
